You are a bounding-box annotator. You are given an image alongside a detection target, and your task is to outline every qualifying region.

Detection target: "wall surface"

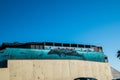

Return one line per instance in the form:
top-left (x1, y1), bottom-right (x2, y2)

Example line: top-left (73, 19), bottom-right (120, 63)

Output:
top-left (0, 48), bottom-right (105, 64)
top-left (0, 60), bottom-right (113, 80)
top-left (0, 68), bottom-right (9, 80)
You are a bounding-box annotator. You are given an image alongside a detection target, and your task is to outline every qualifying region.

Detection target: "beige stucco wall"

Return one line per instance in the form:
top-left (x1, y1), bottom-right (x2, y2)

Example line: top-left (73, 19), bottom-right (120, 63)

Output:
top-left (0, 68), bottom-right (9, 80)
top-left (0, 60), bottom-right (113, 80)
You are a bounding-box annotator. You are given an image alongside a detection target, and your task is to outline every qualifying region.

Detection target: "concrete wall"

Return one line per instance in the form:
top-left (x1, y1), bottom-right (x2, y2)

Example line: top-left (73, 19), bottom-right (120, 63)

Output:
top-left (0, 60), bottom-right (113, 80)
top-left (0, 68), bottom-right (9, 80)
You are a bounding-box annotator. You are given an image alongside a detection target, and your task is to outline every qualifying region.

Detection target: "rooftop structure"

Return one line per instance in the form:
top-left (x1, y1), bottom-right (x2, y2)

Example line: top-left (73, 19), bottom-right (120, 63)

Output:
top-left (0, 42), bottom-right (108, 68)
top-left (0, 42), bottom-right (102, 52)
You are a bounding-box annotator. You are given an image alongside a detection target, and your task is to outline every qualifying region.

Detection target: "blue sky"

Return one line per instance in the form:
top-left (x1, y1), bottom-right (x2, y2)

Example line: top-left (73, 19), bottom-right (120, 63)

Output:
top-left (0, 0), bottom-right (120, 71)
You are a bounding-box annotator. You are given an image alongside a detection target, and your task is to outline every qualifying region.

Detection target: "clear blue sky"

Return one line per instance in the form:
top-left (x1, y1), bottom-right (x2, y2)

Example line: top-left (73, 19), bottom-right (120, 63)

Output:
top-left (0, 0), bottom-right (120, 71)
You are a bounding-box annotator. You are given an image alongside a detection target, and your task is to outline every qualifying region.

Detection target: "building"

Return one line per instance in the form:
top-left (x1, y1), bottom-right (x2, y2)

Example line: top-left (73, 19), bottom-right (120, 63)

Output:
top-left (111, 67), bottom-right (120, 80)
top-left (0, 42), bottom-right (113, 80)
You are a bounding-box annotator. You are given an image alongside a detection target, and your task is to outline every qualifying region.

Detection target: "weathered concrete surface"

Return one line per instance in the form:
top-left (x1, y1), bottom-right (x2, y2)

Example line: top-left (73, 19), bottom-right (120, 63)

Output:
top-left (0, 60), bottom-right (113, 80)
top-left (0, 68), bottom-right (9, 80)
